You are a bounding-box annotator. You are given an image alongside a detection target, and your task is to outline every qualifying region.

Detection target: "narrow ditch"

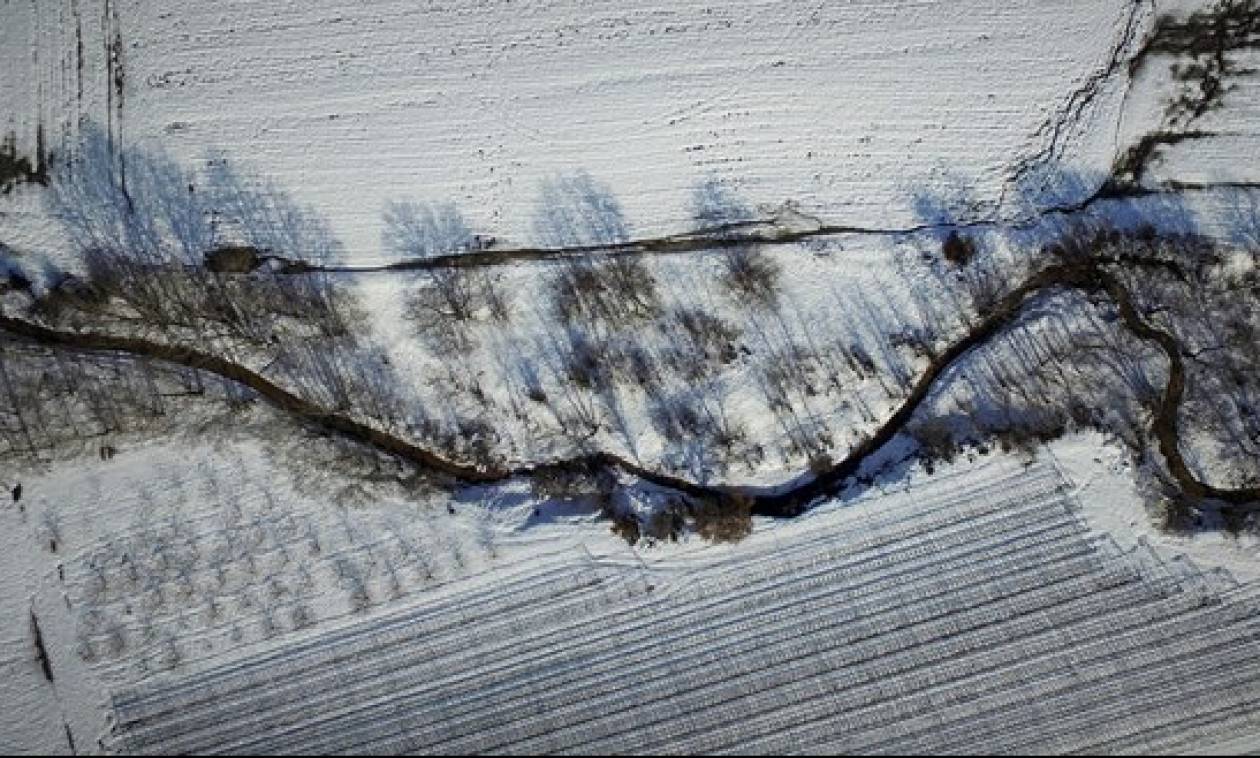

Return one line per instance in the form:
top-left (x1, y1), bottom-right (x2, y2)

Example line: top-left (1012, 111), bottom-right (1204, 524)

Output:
top-left (253, 180), bottom-right (1249, 278)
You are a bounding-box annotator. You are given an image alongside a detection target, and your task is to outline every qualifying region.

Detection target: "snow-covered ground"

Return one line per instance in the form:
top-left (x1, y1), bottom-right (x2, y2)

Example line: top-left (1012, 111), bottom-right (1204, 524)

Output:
top-left (3, 0), bottom-right (1260, 754)
top-left (4, 429), bottom-right (1257, 754)
top-left (1052, 432), bottom-right (1260, 584)
top-left (0, 435), bottom-right (611, 753)
top-left (3, 0), bottom-right (1149, 261)
top-left (96, 454), bottom-right (1260, 755)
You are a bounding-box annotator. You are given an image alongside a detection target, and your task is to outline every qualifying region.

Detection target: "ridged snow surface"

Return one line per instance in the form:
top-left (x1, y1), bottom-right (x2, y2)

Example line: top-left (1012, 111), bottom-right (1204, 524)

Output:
top-left (109, 463), bottom-right (1260, 755)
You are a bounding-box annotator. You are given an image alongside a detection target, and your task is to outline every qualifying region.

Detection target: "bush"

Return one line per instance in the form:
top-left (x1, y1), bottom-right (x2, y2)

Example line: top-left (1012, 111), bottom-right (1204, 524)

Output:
top-left (386, 200), bottom-right (510, 334)
top-left (691, 493), bottom-right (753, 543)
top-left (561, 329), bottom-right (610, 390)
top-left (1220, 507), bottom-right (1249, 537)
top-left (644, 500), bottom-right (688, 543)
top-left (621, 345), bottom-right (660, 390)
top-left (1157, 494), bottom-right (1199, 533)
top-left (911, 419), bottom-right (961, 474)
top-left (405, 270), bottom-right (508, 330)
top-left (551, 255), bottom-right (660, 326)
top-left (529, 461), bottom-right (617, 505)
top-left (808, 453), bottom-right (834, 475)
top-left (672, 307), bottom-right (740, 365)
top-left (610, 513), bottom-right (642, 546)
top-left (648, 395), bottom-right (709, 440)
top-left (941, 231), bottom-right (976, 266)
top-left (720, 246), bottom-right (781, 307)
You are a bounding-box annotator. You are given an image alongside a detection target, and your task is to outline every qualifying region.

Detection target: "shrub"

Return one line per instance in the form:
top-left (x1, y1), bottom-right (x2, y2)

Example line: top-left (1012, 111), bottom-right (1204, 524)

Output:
top-left (1157, 494), bottom-right (1199, 533)
top-left (561, 329), bottom-right (610, 390)
top-left (648, 395), bottom-right (709, 440)
top-left (911, 418), bottom-right (961, 473)
top-left (941, 231), bottom-right (976, 265)
top-left (720, 246), bottom-right (781, 307)
top-left (1221, 507), bottom-right (1249, 537)
top-left (672, 307), bottom-right (740, 365)
top-left (609, 513), bottom-right (641, 546)
top-left (408, 268), bottom-right (479, 322)
top-left (530, 461), bottom-right (617, 505)
top-left (386, 200), bottom-right (509, 333)
top-left (690, 493), bottom-right (753, 543)
top-left (808, 453), bottom-right (834, 475)
top-left (551, 255), bottom-right (660, 326)
top-left (644, 500), bottom-right (688, 543)
top-left (626, 348), bottom-right (659, 391)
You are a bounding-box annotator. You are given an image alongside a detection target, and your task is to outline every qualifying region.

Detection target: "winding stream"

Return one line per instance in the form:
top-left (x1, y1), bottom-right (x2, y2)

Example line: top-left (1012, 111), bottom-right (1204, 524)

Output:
top-left (2, 255), bottom-right (1255, 518)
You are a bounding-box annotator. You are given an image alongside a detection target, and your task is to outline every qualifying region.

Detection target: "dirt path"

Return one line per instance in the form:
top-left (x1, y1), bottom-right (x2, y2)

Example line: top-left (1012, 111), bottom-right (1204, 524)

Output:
top-left (3, 256), bottom-right (1256, 518)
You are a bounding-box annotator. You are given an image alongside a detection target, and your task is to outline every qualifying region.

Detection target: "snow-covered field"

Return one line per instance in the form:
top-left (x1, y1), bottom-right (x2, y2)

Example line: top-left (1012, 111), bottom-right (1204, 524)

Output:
top-left (3, 0), bottom-right (1154, 260)
top-left (6, 439), bottom-right (1259, 755)
top-left (4, 429), bottom-right (1258, 754)
top-left (102, 457), bottom-right (1260, 755)
top-left (3, 0), bottom-right (1260, 754)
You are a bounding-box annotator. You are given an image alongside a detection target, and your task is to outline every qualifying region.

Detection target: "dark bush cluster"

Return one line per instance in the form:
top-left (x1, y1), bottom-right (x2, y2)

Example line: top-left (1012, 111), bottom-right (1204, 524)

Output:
top-left (719, 246), bottom-right (781, 307)
top-left (690, 493), bottom-right (754, 543)
top-left (941, 231), bottom-right (976, 266)
top-left (551, 255), bottom-right (661, 327)
top-left (529, 460), bottom-right (617, 505)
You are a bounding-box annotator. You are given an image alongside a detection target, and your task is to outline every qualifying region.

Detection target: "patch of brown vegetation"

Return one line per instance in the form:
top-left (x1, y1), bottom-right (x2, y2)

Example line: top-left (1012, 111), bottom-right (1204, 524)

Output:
top-left (941, 231), bottom-right (977, 266)
top-left (691, 493), bottom-right (754, 543)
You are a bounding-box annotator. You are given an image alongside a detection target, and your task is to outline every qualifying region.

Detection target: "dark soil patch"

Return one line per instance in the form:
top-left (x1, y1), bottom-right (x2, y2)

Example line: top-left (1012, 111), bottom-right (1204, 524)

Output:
top-left (204, 245), bottom-right (266, 274)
